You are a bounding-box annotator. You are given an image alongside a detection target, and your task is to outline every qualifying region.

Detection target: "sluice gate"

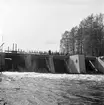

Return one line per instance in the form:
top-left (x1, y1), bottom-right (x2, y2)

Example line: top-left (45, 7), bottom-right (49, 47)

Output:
top-left (85, 56), bottom-right (100, 74)
top-left (0, 52), bottom-right (104, 74)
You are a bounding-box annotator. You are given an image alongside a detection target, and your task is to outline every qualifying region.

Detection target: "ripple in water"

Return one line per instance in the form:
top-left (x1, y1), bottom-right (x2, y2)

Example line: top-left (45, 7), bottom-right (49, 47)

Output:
top-left (1, 72), bottom-right (104, 105)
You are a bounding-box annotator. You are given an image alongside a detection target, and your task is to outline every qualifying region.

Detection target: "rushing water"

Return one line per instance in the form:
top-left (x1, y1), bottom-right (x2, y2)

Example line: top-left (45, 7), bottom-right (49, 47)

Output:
top-left (33, 75), bottom-right (104, 105)
top-left (1, 72), bottom-right (104, 105)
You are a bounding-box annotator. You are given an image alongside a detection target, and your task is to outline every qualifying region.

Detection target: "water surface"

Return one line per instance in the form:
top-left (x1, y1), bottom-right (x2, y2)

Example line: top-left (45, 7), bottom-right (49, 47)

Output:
top-left (0, 72), bottom-right (104, 105)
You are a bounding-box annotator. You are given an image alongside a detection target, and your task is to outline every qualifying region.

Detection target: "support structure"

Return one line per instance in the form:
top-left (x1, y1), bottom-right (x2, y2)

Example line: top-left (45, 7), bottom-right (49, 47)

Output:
top-left (49, 56), bottom-right (55, 73)
top-left (69, 55), bottom-right (86, 73)
top-left (0, 52), bottom-right (104, 74)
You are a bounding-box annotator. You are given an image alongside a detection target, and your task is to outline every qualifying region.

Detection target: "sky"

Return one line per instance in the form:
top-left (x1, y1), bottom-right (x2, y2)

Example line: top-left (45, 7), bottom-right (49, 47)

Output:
top-left (0, 0), bottom-right (103, 52)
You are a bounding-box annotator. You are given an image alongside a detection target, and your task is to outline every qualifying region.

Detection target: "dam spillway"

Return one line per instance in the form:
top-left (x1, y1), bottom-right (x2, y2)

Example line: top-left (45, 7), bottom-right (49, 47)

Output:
top-left (0, 51), bottom-right (104, 74)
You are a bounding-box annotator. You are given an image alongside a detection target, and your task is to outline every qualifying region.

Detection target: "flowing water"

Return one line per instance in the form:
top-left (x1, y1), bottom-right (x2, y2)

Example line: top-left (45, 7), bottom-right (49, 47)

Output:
top-left (0, 72), bottom-right (104, 105)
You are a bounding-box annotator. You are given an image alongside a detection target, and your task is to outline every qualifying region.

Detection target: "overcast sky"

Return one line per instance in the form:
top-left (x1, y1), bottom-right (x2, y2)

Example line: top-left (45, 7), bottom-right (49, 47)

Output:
top-left (0, 0), bottom-right (103, 52)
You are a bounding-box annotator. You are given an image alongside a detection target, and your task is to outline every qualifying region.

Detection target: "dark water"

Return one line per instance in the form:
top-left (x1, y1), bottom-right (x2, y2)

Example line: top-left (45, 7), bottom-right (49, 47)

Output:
top-left (56, 79), bottom-right (104, 105)
top-left (1, 73), bottom-right (104, 105)
top-left (33, 74), bottom-right (104, 105)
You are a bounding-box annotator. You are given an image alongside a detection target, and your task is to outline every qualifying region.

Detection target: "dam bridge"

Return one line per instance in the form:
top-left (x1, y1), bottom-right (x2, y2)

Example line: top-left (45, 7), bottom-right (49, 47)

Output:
top-left (0, 51), bottom-right (104, 74)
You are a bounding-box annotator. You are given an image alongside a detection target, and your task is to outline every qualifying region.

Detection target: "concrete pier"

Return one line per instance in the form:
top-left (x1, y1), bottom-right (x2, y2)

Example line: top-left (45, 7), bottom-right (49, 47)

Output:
top-left (69, 55), bottom-right (86, 73)
top-left (49, 56), bottom-right (55, 73)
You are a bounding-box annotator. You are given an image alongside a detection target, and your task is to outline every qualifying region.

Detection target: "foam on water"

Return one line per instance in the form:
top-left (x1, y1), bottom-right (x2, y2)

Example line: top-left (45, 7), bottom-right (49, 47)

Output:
top-left (1, 72), bottom-right (104, 105)
top-left (2, 71), bottom-right (104, 81)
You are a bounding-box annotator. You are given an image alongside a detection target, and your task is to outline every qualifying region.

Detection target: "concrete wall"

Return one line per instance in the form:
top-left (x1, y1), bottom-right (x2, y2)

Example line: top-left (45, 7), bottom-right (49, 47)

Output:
top-left (53, 58), bottom-right (69, 73)
top-left (69, 55), bottom-right (80, 73)
top-left (49, 56), bottom-right (55, 73)
top-left (79, 55), bottom-right (86, 73)
top-left (95, 57), bottom-right (104, 73)
top-left (0, 53), bottom-right (95, 74)
top-left (69, 55), bottom-right (86, 73)
top-left (25, 54), bottom-right (37, 72)
top-left (4, 53), bottom-right (26, 72)
top-left (0, 53), bottom-right (5, 71)
top-left (63, 58), bottom-right (70, 73)
top-left (25, 54), bottom-right (50, 72)
top-left (25, 54), bottom-right (32, 71)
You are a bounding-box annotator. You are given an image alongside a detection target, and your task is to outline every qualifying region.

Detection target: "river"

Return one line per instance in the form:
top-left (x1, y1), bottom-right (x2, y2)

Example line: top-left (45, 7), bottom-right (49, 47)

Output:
top-left (0, 72), bottom-right (104, 105)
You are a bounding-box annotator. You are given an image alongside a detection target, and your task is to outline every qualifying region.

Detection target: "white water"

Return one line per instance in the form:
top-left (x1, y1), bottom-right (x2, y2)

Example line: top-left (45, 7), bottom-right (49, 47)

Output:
top-left (0, 72), bottom-right (104, 105)
top-left (2, 72), bottom-right (104, 81)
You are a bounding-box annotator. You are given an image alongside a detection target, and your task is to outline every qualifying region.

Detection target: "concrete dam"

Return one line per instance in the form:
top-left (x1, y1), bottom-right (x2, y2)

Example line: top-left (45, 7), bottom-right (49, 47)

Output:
top-left (0, 51), bottom-right (104, 74)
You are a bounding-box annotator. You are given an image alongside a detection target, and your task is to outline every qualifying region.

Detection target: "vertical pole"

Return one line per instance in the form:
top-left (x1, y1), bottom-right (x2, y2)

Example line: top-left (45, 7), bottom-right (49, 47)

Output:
top-left (8, 47), bottom-right (9, 52)
top-left (13, 43), bottom-right (14, 51)
top-left (2, 35), bottom-right (3, 52)
top-left (15, 44), bottom-right (17, 51)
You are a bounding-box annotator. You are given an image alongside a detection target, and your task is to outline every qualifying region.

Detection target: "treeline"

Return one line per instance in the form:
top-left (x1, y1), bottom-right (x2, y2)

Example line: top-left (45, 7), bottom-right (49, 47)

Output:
top-left (60, 13), bottom-right (104, 56)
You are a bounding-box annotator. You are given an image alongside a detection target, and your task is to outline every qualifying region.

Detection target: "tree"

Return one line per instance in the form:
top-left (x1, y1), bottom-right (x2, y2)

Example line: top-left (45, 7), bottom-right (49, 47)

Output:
top-left (60, 31), bottom-right (70, 54)
top-left (69, 26), bottom-right (78, 54)
top-left (60, 13), bottom-right (104, 56)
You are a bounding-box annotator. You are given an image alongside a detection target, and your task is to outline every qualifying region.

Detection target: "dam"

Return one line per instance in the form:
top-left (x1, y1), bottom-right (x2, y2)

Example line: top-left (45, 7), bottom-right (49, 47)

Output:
top-left (0, 51), bottom-right (104, 74)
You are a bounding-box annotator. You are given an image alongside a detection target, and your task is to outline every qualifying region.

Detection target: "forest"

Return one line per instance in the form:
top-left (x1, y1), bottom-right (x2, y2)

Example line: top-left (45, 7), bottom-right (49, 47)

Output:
top-left (60, 13), bottom-right (104, 57)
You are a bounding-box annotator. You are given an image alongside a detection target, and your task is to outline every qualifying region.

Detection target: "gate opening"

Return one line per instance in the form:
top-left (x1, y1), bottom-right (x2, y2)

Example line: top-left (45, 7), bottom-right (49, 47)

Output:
top-left (53, 58), bottom-right (69, 73)
top-left (85, 59), bottom-right (102, 74)
top-left (36, 58), bottom-right (49, 73)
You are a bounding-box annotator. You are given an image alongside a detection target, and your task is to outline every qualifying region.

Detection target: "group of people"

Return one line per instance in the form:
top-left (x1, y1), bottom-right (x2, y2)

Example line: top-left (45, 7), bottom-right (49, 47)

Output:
top-left (24, 50), bottom-right (65, 55)
top-left (5, 48), bottom-right (66, 55)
